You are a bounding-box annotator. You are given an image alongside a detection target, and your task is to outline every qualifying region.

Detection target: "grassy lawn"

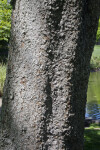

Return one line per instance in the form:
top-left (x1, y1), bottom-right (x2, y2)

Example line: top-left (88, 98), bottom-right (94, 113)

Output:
top-left (84, 124), bottom-right (100, 150)
top-left (0, 63), bottom-right (6, 96)
top-left (91, 45), bottom-right (100, 69)
top-left (92, 45), bottom-right (100, 57)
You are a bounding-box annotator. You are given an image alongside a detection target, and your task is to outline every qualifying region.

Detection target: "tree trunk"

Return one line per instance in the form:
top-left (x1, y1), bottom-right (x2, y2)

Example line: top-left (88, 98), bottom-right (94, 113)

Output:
top-left (0, 0), bottom-right (99, 150)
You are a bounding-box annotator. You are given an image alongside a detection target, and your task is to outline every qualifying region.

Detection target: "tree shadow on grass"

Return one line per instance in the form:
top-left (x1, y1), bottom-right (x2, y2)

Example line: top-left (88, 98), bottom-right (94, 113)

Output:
top-left (84, 128), bottom-right (100, 150)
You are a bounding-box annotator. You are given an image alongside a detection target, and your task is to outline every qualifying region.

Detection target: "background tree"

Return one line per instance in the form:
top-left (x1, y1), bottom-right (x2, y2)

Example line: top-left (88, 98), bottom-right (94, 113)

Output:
top-left (0, 0), bottom-right (100, 150)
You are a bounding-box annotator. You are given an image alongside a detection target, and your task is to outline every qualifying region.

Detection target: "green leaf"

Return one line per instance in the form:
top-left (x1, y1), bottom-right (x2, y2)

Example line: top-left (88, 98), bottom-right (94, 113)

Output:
top-left (0, 0), bottom-right (12, 42)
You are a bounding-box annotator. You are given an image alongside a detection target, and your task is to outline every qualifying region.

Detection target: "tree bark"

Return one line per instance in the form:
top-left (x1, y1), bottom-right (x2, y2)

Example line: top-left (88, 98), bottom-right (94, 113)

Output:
top-left (0, 0), bottom-right (100, 150)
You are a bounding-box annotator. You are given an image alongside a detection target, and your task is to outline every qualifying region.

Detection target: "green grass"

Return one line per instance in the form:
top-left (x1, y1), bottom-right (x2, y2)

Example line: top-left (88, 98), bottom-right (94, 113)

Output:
top-left (0, 63), bottom-right (6, 95)
top-left (92, 45), bottom-right (100, 57)
top-left (84, 124), bottom-right (100, 150)
top-left (90, 45), bottom-right (100, 69)
top-left (89, 123), bottom-right (100, 128)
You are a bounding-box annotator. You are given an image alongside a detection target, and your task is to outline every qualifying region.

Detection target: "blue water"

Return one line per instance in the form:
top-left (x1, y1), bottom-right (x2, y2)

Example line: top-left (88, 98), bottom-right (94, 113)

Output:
top-left (86, 103), bottom-right (100, 120)
top-left (86, 72), bottom-right (100, 120)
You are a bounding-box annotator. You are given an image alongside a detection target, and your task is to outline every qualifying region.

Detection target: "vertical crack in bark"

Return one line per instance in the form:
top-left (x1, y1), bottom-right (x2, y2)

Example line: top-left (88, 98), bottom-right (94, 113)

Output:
top-left (45, 0), bottom-right (66, 62)
top-left (48, 0), bottom-right (66, 31)
top-left (42, 76), bottom-right (52, 150)
top-left (41, 1), bottom-right (66, 149)
top-left (45, 76), bottom-right (52, 119)
top-left (10, 0), bottom-right (16, 9)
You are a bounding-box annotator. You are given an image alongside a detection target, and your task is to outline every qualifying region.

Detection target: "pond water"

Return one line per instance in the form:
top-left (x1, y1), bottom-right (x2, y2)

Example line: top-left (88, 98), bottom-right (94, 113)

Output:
top-left (86, 71), bottom-right (100, 120)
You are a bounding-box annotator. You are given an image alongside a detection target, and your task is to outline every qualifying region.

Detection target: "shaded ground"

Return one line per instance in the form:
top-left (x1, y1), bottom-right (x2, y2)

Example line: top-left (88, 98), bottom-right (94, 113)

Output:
top-left (84, 126), bottom-right (100, 150)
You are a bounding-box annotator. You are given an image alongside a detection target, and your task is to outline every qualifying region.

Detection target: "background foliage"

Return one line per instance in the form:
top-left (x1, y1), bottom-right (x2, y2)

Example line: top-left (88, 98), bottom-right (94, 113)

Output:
top-left (0, 1), bottom-right (100, 44)
top-left (0, 0), bottom-right (12, 42)
top-left (96, 18), bottom-right (100, 42)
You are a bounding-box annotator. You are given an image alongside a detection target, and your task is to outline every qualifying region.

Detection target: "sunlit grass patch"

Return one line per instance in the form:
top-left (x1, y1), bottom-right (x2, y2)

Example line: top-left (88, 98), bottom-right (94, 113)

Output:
top-left (90, 56), bottom-right (100, 69)
top-left (84, 124), bottom-right (100, 150)
top-left (90, 45), bottom-right (100, 69)
top-left (0, 63), bottom-right (6, 96)
top-left (93, 45), bottom-right (100, 57)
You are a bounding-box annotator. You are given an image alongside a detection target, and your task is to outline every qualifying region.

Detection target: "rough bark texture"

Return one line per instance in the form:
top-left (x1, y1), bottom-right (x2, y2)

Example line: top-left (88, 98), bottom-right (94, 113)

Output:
top-left (0, 0), bottom-right (100, 150)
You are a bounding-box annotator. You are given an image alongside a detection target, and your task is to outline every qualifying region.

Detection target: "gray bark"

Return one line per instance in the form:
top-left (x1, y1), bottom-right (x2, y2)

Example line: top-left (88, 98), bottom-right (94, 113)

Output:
top-left (0, 0), bottom-right (100, 150)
